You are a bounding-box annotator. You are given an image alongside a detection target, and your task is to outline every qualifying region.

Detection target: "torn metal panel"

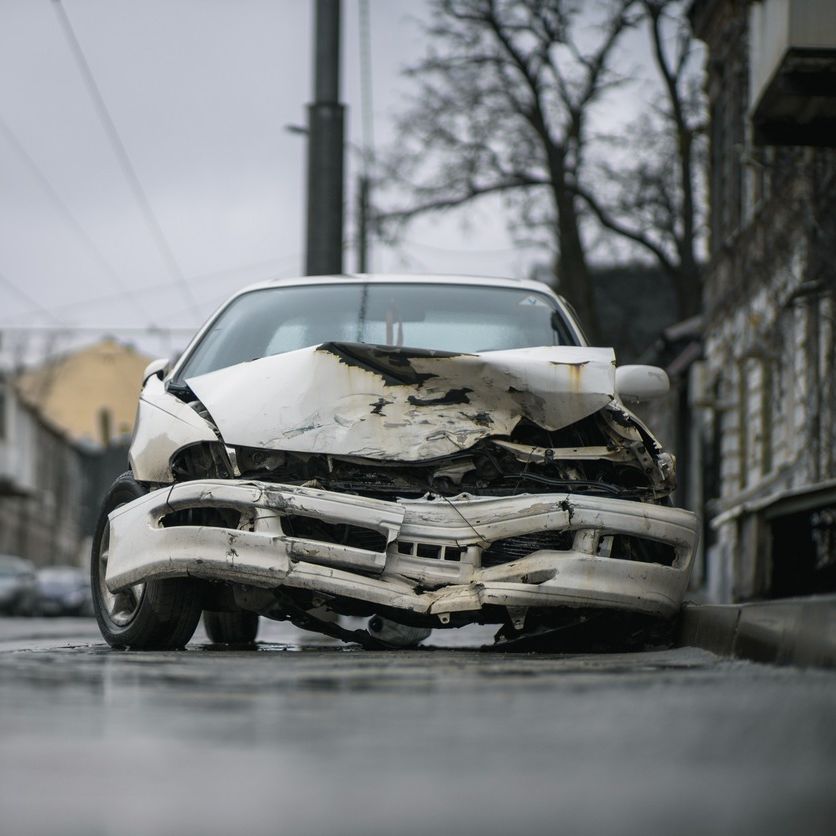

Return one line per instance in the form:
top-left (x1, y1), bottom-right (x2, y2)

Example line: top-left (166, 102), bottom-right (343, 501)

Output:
top-left (185, 343), bottom-right (617, 462)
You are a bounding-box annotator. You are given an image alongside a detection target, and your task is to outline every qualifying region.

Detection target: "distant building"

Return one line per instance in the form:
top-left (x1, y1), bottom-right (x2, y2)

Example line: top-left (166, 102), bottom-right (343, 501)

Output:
top-left (16, 337), bottom-right (152, 447)
top-left (1, 338), bottom-right (153, 567)
top-left (0, 375), bottom-right (85, 566)
top-left (691, 0), bottom-right (836, 601)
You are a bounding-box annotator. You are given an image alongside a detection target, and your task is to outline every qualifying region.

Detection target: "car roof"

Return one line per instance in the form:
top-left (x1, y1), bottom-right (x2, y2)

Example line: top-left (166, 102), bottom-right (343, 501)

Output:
top-left (236, 273), bottom-right (559, 297)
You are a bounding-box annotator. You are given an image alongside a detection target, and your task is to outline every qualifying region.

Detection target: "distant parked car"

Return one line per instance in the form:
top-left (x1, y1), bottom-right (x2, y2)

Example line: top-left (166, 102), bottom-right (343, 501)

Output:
top-left (0, 554), bottom-right (37, 616)
top-left (34, 566), bottom-right (93, 617)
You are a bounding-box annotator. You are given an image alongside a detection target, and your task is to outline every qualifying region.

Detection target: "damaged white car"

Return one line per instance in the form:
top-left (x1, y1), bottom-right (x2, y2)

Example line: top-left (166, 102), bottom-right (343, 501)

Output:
top-left (91, 275), bottom-right (697, 650)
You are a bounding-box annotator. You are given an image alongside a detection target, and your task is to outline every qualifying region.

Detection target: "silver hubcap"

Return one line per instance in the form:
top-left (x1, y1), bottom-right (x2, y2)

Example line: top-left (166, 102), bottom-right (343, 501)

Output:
top-left (98, 516), bottom-right (145, 627)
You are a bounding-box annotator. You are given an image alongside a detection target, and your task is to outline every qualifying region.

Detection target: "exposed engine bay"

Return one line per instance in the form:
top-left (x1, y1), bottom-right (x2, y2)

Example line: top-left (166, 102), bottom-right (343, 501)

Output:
top-left (171, 404), bottom-right (674, 503)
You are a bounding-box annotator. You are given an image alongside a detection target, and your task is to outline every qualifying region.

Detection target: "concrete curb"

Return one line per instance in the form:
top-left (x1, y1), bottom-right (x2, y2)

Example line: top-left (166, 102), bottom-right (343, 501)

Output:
top-left (677, 595), bottom-right (836, 669)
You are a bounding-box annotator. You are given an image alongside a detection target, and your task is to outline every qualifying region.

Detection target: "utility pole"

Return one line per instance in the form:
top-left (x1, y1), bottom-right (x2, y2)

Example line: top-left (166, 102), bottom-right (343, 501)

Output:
top-left (356, 174), bottom-right (370, 272)
top-left (305, 0), bottom-right (344, 276)
top-left (356, 0), bottom-right (373, 273)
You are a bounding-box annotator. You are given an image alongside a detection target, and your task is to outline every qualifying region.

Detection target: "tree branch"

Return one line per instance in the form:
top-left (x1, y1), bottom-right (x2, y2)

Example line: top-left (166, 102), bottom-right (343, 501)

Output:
top-left (572, 181), bottom-right (677, 275)
top-left (379, 174), bottom-right (552, 225)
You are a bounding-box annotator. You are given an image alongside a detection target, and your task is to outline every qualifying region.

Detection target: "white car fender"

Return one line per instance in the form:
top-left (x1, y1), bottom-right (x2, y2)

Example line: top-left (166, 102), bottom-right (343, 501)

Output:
top-left (129, 375), bottom-right (217, 483)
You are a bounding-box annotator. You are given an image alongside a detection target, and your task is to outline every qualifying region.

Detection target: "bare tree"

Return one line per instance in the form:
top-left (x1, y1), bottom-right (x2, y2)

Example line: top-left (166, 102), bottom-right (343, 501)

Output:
top-left (575, 0), bottom-right (706, 319)
top-left (382, 0), bottom-right (706, 336)
top-left (382, 0), bottom-right (637, 340)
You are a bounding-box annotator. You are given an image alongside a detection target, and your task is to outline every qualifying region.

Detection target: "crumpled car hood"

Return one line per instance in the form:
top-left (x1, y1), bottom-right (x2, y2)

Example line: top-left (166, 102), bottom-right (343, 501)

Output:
top-left (186, 342), bottom-right (616, 461)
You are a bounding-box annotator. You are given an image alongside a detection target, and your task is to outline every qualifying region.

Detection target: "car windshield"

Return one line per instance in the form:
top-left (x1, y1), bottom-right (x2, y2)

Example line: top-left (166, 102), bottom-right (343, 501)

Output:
top-left (177, 282), bottom-right (575, 380)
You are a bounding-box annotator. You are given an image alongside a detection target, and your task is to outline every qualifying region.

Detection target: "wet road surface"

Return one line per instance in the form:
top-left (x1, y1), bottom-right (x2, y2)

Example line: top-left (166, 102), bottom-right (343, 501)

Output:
top-left (1, 618), bottom-right (834, 836)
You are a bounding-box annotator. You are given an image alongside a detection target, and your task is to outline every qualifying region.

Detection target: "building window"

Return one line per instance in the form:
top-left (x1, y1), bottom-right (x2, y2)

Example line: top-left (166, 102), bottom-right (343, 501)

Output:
top-left (738, 362), bottom-right (749, 491)
top-left (709, 51), bottom-right (747, 253)
top-left (760, 358), bottom-right (773, 475)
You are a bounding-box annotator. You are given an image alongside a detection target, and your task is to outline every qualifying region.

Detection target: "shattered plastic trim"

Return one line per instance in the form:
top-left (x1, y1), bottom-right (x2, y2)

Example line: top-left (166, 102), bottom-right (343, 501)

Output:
top-left (105, 480), bottom-right (698, 619)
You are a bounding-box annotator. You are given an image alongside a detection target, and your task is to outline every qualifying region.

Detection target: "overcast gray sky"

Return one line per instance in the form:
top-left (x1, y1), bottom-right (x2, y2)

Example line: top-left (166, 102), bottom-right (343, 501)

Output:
top-left (0, 0), bottom-right (667, 362)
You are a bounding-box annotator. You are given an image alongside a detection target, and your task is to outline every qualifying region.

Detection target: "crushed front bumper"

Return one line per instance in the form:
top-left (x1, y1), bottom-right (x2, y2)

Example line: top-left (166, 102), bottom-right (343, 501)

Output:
top-left (106, 480), bottom-right (698, 620)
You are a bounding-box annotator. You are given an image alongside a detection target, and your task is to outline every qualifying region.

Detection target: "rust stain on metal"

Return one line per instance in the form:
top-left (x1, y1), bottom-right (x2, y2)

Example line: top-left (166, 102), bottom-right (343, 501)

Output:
top-left (567, 362), bottom-right (586, 393)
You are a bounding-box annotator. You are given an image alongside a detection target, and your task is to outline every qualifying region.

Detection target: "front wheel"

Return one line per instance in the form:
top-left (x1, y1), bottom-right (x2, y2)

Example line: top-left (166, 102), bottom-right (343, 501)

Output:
top-left (91, 472), bottom-right (203, 650)
top-left (203, 610), bottom-right (260, 645)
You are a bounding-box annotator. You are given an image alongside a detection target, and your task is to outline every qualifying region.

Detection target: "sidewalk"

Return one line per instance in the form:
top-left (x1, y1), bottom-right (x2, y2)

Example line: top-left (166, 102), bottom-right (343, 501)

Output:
top-left (677, 594), bottom-right (836, 669)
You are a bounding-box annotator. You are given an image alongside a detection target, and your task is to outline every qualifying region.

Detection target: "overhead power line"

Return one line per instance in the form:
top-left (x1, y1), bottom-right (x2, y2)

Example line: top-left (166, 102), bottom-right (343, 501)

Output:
top-left (1, 252), bottom-right (302, 324)
top-left (0, 268), bottom-right (61, 324)
top-left (0, 116), bottom-right (156, 323)
top-left (51, 0), bottom-right (201, 319)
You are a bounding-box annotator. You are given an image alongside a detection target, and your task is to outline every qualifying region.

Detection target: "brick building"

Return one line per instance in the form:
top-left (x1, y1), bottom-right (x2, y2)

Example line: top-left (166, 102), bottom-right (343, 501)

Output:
top-left (691, 0), bottom-right (836, 600)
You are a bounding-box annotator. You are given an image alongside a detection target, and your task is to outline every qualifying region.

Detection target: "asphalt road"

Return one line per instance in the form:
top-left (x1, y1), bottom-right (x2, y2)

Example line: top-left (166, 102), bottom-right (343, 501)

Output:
top-left (1, 617), bottom-right (834, 836)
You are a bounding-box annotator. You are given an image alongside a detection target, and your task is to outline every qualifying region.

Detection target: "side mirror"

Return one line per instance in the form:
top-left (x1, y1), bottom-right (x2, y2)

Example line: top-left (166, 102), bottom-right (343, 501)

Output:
top-left (142, 358), bottom-right (169, 383)
top-left (615, 365), bottom-right (669, 403)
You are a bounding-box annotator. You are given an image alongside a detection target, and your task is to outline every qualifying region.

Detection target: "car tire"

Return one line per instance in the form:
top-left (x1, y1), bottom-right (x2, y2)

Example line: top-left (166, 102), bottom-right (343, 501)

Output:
top-left (91, 472), bottom-right (203, 650)
top-left (203, 610), bottom-right (260, 644)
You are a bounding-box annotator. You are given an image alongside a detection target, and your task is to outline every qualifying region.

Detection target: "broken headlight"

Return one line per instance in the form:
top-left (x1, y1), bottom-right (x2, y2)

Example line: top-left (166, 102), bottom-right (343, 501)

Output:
top-left (234, 446), bottom-right (287, 475)
top-left (170, 441), bottom-right (233, 480)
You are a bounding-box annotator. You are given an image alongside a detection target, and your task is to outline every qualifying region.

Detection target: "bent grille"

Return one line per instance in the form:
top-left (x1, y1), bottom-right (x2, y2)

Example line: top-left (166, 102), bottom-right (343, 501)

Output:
top-left (481, 531), bottom-right (573, 568)
top-left (395, 541), bottom-right (463, 561)
top-left (161, 507), bottom-right (241, 528)
top-left (605, 535), bottom-right (676, 567)
top-left (280, 515), bottom-right (387, 553)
